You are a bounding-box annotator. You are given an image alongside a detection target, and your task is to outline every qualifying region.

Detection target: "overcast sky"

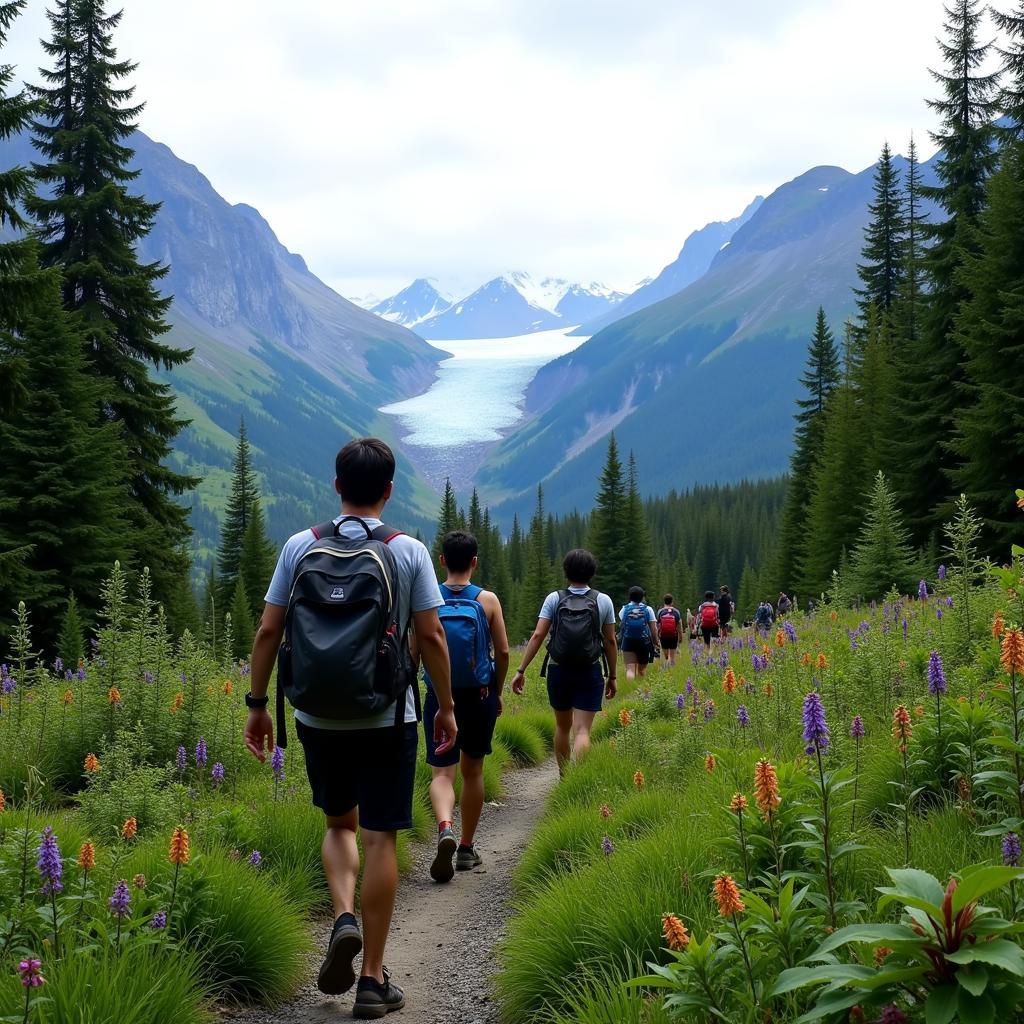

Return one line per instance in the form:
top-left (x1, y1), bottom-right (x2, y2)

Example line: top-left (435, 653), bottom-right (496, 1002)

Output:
top-left (5, 0), bottom-right (967, 300)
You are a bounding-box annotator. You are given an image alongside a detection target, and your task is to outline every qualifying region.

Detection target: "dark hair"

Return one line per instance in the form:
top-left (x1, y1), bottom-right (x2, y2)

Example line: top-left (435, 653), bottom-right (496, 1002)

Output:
top-left (562, 548), bottom-right (597, 584)
top-left (663, 594), bottom-right (673, 605)
top-left (704, 590), bottom-right (715, 600)
top-left (442, 530), bottom-right (478, 573)
top-left (720, 585), bottom-right (730, 594)
top-left (628, 585), bottom-right (645, 603)
top-left (335, 438), bottom-right (395, 507)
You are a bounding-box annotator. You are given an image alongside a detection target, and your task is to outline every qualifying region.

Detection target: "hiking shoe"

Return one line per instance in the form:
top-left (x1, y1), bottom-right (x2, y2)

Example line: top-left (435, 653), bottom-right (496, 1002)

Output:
top-left (353, 967), bottom-right (406, 1019)
top-left (456, 844), bottom-right (482, 871)
top-left (316, 913), bottom-right (362, 995)
top-left (430, 827), bottom-right (457, 883)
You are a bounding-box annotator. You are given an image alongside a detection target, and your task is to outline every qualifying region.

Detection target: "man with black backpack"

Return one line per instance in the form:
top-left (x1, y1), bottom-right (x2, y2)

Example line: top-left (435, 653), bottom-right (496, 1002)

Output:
top-left (510, 549), bottom-right (617, 774)
top-left (416, 530), bottom-right (510, 884)
top-left (243, 438), bottom-right (457, 1019)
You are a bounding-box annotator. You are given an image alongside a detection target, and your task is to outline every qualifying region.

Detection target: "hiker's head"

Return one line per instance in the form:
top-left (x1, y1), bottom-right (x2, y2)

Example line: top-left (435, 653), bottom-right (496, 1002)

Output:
top-left (704, 590), bottom-right (715, 601)
top-left (441, 530), bottom-right (478, 574)
top-left (562, 548), bottom-right (597, 585)
top-left (663, 594), bottom-right (674, 606)
top-left (720, 585), bottom-right (730, 595)
top-left (628, 586), bottom-right (644, 603)
top-left (334, 438), bottom-right (395, 510)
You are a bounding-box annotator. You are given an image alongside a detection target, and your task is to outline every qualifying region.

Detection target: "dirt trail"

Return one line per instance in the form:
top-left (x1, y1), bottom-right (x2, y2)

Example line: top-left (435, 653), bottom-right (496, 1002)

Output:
top-left (231, 759), bottom-right (559, 1024)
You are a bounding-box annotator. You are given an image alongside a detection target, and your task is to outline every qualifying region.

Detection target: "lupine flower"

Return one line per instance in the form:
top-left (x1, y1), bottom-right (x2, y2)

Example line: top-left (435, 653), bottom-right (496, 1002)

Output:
top-left (169, 826), bottom-right (190, 865)
top-left (918, 580), bottom-right (928, 601)
top-left (633, 770), bottom-right (645, 788)
top-left (150, 911), bottom-right (167, 930)
top-left (850, 715), bottom-right (865, 739)
top-left (2, 675), bottom-right (16, 695)
top-left (685, 678), bottom-right (695, 697)
top-left (722, 668), bottom-right (737, 694)
top-left (618, 707), bottom-right (632, 727)
top-left (600, 803), bottom-right (611, 818)
top-left (729, 793), bottom-right (748, 813)
top-left (736, 705), bottom-right (749, 728)
top-left (107, 687), bottom-right (121, 705)
top-left (801, 691), bottom-right (830, 754)
top-left (1002, 832), bottom-right (1021, 867)
top-left (195, 737), bottom-right (207, 769)
top-left (248, 849), bottom-right (262, 868)
top-left (892, 705), bottom-right (913, 753)
top-left (945, 596), bottom-right (954, 608)
top-left (77, 842), bottom-right (95, 871)
top-left (754, 759), bottom-right (781, 816)
top-left (878, 1006), bottom-right (908, 1024)
top-left (109, 879), bottom-right (131, 919)
top-left (76, 666), bottom-right (86, 681)
top-left (704, 754), bottom-right (716, 773)
top-left (784, 620), bottom-right (797, 644)
top-left (18, 959), bottom-right (44, 988)
top-left (271, 747), bottom-right (286, 783)
top-left (927, 650), bottom-right (947, 696)
top-left (1002, 630), bottom-right (1024, 675)
top-left (675, 693), bottom-right (686, 711)
top-left (601, 835), bottom-right (614, 856)
top-left (211, 762), bottom-right (225, 788)
top-left (713, 874), bottom-right (744, 917)
top-left (142, 670), bottom-right (154, 684)
top-left (133, 873), bottom-right (146, 890)
top-left (121, 817), bottom-right (137, 841)
top-left (661, 913), bottom-right (690, 950)
top-left (937, 564), bottom-right (946, 581)
top-left (702, 699), bottom-right (716, 721)
top-left (53, 657), bottom-right (63, 674)
top-left (37, 827), bottom-right (63, 895)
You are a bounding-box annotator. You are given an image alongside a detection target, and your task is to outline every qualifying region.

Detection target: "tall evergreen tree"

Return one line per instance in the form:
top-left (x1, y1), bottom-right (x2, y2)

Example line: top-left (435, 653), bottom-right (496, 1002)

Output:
top-left (229, 574), bottom-right (255, 660)
top-left (507, 513), bottom-right (525, 584)
top-left (854, 304), bottom-right (899, 481)
top-left (587, 434), bottom-right (631, 602)
top-left (516, 486), bottom-right (553, 641)
top-left (895, 0), bottom-right (1000, 543)
top-left (431, 478), bottom-right (461, 566)
top-left (855, 142), bottom-right (906, 320)
top-left (216, 420), bottom-right (258, 606)
top-left (896, 135), bottom-right (927, 348)
top-left (239, 495), bottom-right (276, 615)
top-left (28, 0), bottom-right (196, 602)
top-left (995, 1), bottom-right (1024, 133)
top-left (849, 472), bottom-right (918, 599)
top-left (623, 452), bottom-right (654, 591)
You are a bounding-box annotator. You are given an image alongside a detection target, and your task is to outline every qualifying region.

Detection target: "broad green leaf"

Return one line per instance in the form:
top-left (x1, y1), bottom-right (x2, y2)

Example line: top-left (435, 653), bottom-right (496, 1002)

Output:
top-left (926, 984), bottom-right (959, 1024)
top-left (956, 965), bottom-right (989, 997)
top-left (957, 988), bottom-right (995, 1024)
top-left (953, 866), bottom-right (1024, 913)
top-left (883, 867), bottom-right (945, 906)
top-left (946, 939), bottom-right (1024, 975)
top-left (795, 989), bottom-right (870, 1023)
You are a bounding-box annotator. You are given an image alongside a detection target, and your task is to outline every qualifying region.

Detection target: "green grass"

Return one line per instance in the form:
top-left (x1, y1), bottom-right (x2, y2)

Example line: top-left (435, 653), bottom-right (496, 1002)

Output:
top-left (494, 714), bottom-right (547, 766)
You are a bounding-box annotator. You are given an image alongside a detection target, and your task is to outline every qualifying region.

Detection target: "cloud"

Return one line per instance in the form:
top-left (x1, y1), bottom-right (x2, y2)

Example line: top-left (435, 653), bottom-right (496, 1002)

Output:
top-left (4, 0), bottom-right (960, 299)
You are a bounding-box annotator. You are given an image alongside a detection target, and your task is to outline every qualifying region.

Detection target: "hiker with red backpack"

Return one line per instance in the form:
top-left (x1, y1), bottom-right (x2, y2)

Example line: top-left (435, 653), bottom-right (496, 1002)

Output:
top-left (656, 594), bottom-right (683, 666)
top-left (415, 530), bottom-right (510, 884)
top-left (244, 438), bottom-right (457, 1019)
top-left (696, 590), bottom-right (721, 646)
top-left (619, 585), bottom-right (660, 680)
top-left (511, 549), bottom-right (618, 774)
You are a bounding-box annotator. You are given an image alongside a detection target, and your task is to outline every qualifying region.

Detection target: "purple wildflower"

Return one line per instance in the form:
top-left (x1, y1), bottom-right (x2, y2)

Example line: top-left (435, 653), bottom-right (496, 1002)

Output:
top-left (150, 911), bottom-right (167, 930)
top-left (702, 699), bottom-right (715, 722)
top-left (850, 715), bottom-right (865, 739)
top-left (927, 650), bottom-right (947, 697)
top-left (902, 618), bottom-right (908, 641)
top-left (918, 580), bottom-right (929, 601)
top-left (143, 670), bottom-right (154, 684)
top-left (249, 849), bottom-right (262, 868)
top-left (1002, 833), bottom-right (1021, 867)
top-left (801, 691), bottom-right (830, 754)
top-left (270, 744), bottom-right (285, 781)
top-left (684, 678), bottom-right (695, 697)
top-left (18, 959), bottom-right (44, 988)
top-left (109, 879), bottom-right (131, 919)
top-left (64, 670), bottom-right (72, 681)
top-left (784, 620), bottom-right (798, 644)
top-left (36, 827), bottom-right (63, 895)
top-left (737, 705), bottom-right (750, 728)
top-left (719, 651), bottom-right (729, 668)
top-left (211, 762), bottom-right (225, 788)
top-left (946, 596), bottom-right (954, 608)
top-left (936, 607), bottom-right (944, 622)
top-left (938, 564), bottom-right (946, 581)
top-left (195, 736), bottom-right (207, 770)
top-left (601, 835), bottom-right (614, 856)
top-left (2, 675), bottom-right (15, 694)
top-left (878, 1005), bottom-right (908, 1024)
top-left (76, 666), bottom-right (86, 682)
top-left (176, 746), bottom-right (187, 775)
top-left (53, 658), bottom-right (63, 674)
top-left (675, 693), bottom-right (686, 711)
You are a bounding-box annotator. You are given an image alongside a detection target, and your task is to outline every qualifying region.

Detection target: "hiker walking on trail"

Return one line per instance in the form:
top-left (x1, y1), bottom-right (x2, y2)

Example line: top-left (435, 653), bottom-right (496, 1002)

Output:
top-left (717, 586), bottom-right (735, 638)
top-left (511, 549), bottom-right (617, 774)
top-left (656, 595), bottom-right (683, 667)
top-left (696, 590), bottom-right (721, 646)
top-left (619, 586), bottom-right (660, 680)
top-left (415, 530), bottom-right (510, 885)
top-left (755, 599), bottom-right (775, 632)
top-left (244, 438), bottom-right (457, 1019)
top-left (778, 592), bottom-right (793, 618)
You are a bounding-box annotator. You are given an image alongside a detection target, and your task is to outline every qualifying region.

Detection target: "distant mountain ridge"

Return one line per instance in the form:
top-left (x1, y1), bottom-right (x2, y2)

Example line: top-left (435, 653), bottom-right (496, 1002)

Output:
top-left (371, 278), bottom-right (452, 327)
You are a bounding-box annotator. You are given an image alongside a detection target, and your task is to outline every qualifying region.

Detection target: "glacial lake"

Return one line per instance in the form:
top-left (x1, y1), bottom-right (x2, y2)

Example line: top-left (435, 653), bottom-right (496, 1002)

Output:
top-left (380, 327), bottom-right (587, 488)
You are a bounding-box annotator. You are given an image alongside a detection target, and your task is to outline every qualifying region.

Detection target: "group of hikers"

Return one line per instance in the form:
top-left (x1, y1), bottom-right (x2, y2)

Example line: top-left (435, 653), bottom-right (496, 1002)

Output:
top-left (240, 437), bottom-right (790, 1018)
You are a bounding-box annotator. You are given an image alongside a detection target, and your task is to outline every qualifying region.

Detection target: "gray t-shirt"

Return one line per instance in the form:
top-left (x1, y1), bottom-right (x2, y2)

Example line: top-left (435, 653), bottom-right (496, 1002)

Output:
top-left (538, 586), bottom-right (616, 626)
top-left (265, 516), bottom-right (443, 730)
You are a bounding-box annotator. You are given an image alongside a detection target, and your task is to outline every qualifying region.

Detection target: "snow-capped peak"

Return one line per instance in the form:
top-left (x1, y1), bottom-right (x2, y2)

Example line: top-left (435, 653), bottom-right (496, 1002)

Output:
top-left (371, 278), bottom-right (453, 327)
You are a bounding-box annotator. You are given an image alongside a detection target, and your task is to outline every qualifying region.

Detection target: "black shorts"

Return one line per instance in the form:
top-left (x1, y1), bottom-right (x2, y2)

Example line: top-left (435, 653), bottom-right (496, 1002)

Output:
top-left (423, 684), bottom-right (499, 767)
top-left (295, 719), bottom-right (418, 831)
top-left (659, 634), bottom-right (679, 651)
top-left (621, 636), bottom-right (655, 662)
top-left (701, 626), bottom-right (720, 645)
top-left (546, 662), bottom-right (605, 713)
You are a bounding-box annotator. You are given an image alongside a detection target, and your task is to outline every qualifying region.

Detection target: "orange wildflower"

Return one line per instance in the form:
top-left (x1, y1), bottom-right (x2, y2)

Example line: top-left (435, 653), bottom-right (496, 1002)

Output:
top-left (77, 842), bottom-right (96, 870)
top-left (729, 793), bottom-right (748, 813)
top-left (0, 789), bottom-right (5, 812)
top-left (169, 826), bottom-right (190, 865)
top-left (619, 707), bottom-right (632, 727)
top-left (762, 682), bottom-right (774, 698)
top-left (84, 753), bottom-right (100, 773)
top-left (801, 652), bottom-right (812, 667)
top-left (107, 687), bottom-right (121, 705)
top-left (661, 913), bottom-right (690, 951)
top-left (170, 692), bottom-right (184, 714)
top-left (133, 873), bottom-right (147, 890)
top-left (753, 759), bottom-right (781, 817)
top-left (816, 653), bottom-right (827, 671)
top-left (892, 705), bottom-right (913, 753)
top-left (1002, 629), bottom-right (1024, 676)
top-left (713, 873), bottom-right (745, 917)
top-left (722, 668), bottom-right (736, 694)
top-left (873, 946), bottom-right (893, 967)
top-left (121, 817), bottom-right (137, 841)
top-left (704, 754), bottom-right (716, 773)
top-left (62, 689), bottom-right (73, 706)
top-left (600, 803), bottom-right (611, 818)
top-left (914, 705), bottom-right (925, 719)
top-left (993, 611), bottom-right (1006, 639)
top-left (223, 680), bottom-right (233, 696)
top-left (633, 770), bottom-right (645, 788)
top-left (830, 610), bottom-right (838, 621)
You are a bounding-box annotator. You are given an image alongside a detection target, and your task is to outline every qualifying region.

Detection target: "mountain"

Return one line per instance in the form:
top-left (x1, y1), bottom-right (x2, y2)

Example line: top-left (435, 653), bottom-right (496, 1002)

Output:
top-left (476, 154), bottom-right (940, 524)
top-left (0, 130), bottom-right (445, 557)
top-left (371, 278), bottom-right (452, 327)
top-left (413, 271), bottom-right (625, 340)
top-left (575, 197), bottom-right (764, 336)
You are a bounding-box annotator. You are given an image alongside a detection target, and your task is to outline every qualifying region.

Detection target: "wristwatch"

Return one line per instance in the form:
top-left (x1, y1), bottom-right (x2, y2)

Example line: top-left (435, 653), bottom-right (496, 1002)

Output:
top-left (244, 692), bottom-right (269, 709)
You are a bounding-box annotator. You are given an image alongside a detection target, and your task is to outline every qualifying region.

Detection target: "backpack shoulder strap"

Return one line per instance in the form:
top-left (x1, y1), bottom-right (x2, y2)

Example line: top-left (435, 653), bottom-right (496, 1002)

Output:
top-left (309, 520), bottom-right (338, 541)
top-left (461, 583), bottom-right (483, 602)
top-left (370, 523), bottom-right (403, 545)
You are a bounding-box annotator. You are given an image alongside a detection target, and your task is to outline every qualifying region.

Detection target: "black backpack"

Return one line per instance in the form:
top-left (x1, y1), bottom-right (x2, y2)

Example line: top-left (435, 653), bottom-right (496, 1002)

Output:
top-left (542, 589), bottom-right (605, 675)
top-left (275, 517), bottom-right (415, 747)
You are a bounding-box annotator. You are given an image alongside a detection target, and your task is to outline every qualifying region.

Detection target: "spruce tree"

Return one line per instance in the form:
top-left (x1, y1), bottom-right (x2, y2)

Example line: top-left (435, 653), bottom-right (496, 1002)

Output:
top-left (28, 0), bottom-right (196, 602)
top-left (896, 135), bottom-right (928, 347)
top-left (587, 434), bottom-right (631, 602)
top-left (855, 142), bottom-right (906, 320)
top-left (623, 452), bottom-right (654, 591)
top-left (516, 486), bottom-right (553, 641)
top-left (895, 0), bottom-right (1000, 543)
top-left (995, 1), bottom-right (1024, 133)
top-left (216, 419), bottom-right (258, 606)
top-left (431, 478), bottom-right (461, 566)
top-left (58, 591), bottom-right (85, 667)
top-left (239, 496), bottom-right (276, 615)
top-left (229, 575), bottom-right (254, 660)
top-left (507, 514), bottom-right (524, 584)
top-left (850, 472), bottom-right (917, 599)
top-left (854, 305), bottom-right (899, 480)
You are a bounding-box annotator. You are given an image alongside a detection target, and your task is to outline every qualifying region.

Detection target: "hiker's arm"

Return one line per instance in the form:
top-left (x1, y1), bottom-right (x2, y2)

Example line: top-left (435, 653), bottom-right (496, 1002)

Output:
top-left (483, 591), bottom-right (511, 692)
top-left (414, 607), bottom-right (457, 754)
top-left (603, 622), bottom-right (618, 699)
top-left (511, 618), bottom-right (551, 694)
top-left (244, 602), bottom-right (285, 761)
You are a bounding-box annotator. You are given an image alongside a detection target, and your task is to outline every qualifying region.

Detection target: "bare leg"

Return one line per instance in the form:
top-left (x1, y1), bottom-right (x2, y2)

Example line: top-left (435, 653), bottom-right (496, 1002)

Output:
top-left (624, 651), bottom-right (638, 681)
top-left (572, 709), bottom-right (598, 762)
top-left (553, 708), bottom-right (573, 774)
top-left (358, 828), bottom-right (399, 984)
top-left (459, 754), bottom-right (485, 846)
top-left (322, 809), bottom-right (360, 918)
top-left (428, 764), bottom-right (457, 827)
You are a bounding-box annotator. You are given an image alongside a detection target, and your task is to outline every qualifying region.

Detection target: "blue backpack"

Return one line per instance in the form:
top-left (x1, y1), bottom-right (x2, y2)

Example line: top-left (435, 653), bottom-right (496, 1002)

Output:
top-left (621, 602), bottom-right (650, 641)
top-left (426, 583), bottom-right (494, 689)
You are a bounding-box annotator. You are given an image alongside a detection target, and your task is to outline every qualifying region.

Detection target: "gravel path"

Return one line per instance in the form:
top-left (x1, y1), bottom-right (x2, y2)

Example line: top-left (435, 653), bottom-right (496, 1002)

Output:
top-left (228, 758), bottom-right (559, 1024)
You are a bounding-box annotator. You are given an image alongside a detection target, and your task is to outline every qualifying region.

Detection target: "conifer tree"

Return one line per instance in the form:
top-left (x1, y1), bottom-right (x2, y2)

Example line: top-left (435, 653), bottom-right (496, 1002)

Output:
top-left (239, 496), bottom-right (276, 615)
top-left (995, 1), bottom-right (1024, 133)
top-left (854, 305), bottom-right (899, 480)
top-left (507, 514), bottom-right (525, 584)
top-left (516, 486), bottom-right (553, 641)
top-left (855, 143), bottom-right (906, 319)
top-left (850, 472), bottom-right (918, 599)
top-left (28, 0), bottom-right (196, 603)
top-left (587, 434), bottom-right (631, 602)
top-left (896, 135), bottom-right (928, 347)
top-left (229, 575), bottom-right (254, 660)
top-left (623, 452), bottom-right (654, 590)
top-left (217, 420), bottom-right (258, 606)
top-left (58, 591), bottom-right (85, 667)
top-left (431, 478), bottom-right (461, 566)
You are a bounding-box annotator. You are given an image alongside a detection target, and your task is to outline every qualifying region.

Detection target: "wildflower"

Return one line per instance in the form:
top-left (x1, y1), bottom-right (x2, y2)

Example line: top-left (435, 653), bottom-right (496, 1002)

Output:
top-left (18, 959), bottom-right (44, 988)
top-left (618, 707), bottom-right (632, 727)
top-left (754, 759), bottom-right (781, 816)
top-left (816, 653), bottom-right (827, 671)
top-left (873, 946), bottom-right (894, 967)
top-left (687, 708), bottom-right (697, 725)
top-left (107, 686), bottom-right (122, 705)
top-left (774, 629), bottom-right (785, 648)
top-left (918, 580), bottom-right (928, 601)
top-left (133, 873), bottom-right (146, 890)
top-left (143, 670), bottom-right (154, 684)
top-left (801, 652), bottom-right (812, 666)
top-left (914, 704), bottom-right (925, 718)
top-left (729, 793), bottom-right (748, 813)
top-left (150, 911), bottom-right (167, 930)
top-left (702, 699), bottom-right (716, 721)
top-left (762, 681), bottom-right (774, 698)
top-left (77, 842), bottom-right (95, 871)
top-left (249, 849), bottom-right (262, 868)
top-left (993, 611), bottom-right (1006, 639)
top-left (712, 873), bottom-right (744, 917)
top-left (211, 762), bottom-right (225, 788)
top-left (84, 753), bottom-right (100, 773)
top-left (169, 826), bottom-right (190, 865)
top-left (600, 803), bottom-right (611, 818)
top-left (121, 817), bottom-right (137, 841)
top-left (601, 835), bottom-right (614, 856)
top-left (704, 754), bottom-right (716, 773)
top-left (902, 618), bottom-right (908, 641)
top-left (830, 610), bottom-right (838, 621)
top-left (109, 880), bottom-right (131, 919)
top-left (801, 691), bottom-right (830, 754)
top-left (675, 693), bottom-right (686, 711)
top-left (850, 715), bottom-right (865, 739)
top-left (36, 827), bottom-right (63, 895)
top-left (0, 789), bottom-right (5, 812)
top-left (62, 689), bottom-right (73, 705)
top-left (633, 770), bottom-right (645, 788)
top-left (892, 705), bottom-right (913, 753)
top-left (223, 679), bottom-right (233, 695)
top-left (878, 1006), bottom-right (908, 1024)
top-left (784, 620), bottom-right (797, 644)
top-left (170, 692), bottom-right (184, 713)
top-left (195, 737), bottom-right (207, 769)
top-left (927, 650), bottom-right (947, 696)
top-left (722, 667), bottom-right (737, 694)
top-left (1002, 629), bottom-right (1024, 676)
top-left (938, 564), bottom-right (946, 581)
top-left (736, 705), bottom-right (749, 728)
top-left (1003, 832), bottom-right (1021, 867)
top-left (661, 913), bottom-right (690, 951)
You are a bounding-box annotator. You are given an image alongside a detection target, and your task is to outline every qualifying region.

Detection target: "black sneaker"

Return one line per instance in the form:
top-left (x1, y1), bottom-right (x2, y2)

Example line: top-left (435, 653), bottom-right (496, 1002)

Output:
top-left (316, 913), bottom-right (362, 996)
top-left (430, 827), bottom-right (457, 883)
top-left (352, 967), bottom-right (406, 1019)
top-left (456, 844), bottom-right (482, 871)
